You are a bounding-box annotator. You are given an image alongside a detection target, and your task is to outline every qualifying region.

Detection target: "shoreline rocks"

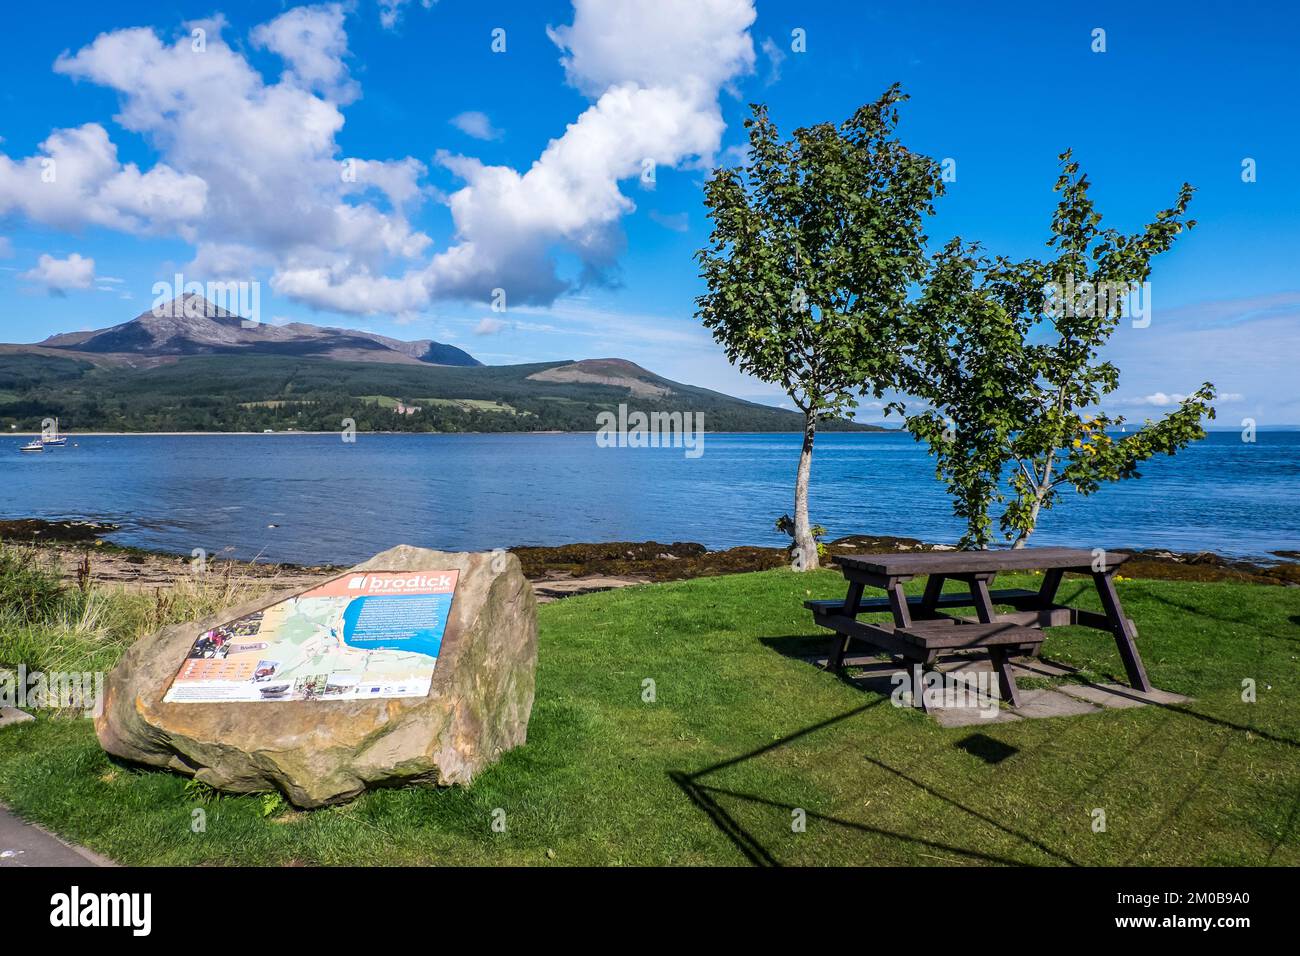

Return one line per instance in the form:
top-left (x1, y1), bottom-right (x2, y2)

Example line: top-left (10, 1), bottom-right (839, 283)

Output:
top-left (3, 518), bottom-right (1298, 591)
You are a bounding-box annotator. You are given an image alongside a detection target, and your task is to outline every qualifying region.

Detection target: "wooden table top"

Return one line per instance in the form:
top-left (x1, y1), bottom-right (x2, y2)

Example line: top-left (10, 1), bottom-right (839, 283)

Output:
top-left (833, 546), bottom-right (1130, 576)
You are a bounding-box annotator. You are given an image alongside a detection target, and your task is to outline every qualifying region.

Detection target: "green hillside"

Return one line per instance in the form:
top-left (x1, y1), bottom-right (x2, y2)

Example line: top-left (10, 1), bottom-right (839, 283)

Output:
top-left (0, 353), bottom-right (883, 433)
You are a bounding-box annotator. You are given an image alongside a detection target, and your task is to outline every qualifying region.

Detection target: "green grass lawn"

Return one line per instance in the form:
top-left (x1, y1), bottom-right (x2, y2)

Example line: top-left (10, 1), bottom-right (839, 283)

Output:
top-left (1, 563), bottom-right (1298, 866)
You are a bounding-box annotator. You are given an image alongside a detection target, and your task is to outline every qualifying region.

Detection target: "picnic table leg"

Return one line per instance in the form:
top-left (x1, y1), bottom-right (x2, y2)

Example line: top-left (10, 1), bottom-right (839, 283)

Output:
top-left (886, 578), bottom-right (913, 627)
top-left (918, 574), bottom-right (946, 618)
top-left (987, 646), bottom-right (1022, 708)
top-left (969, 574), bottom-right (998, 624)
top-left (1037, 568), bottom-right (1064, 607)
top-left (910, 657), bottom-right (933, 711)
top-left (1092, 571), bottom-right (1153, 692)
top-left (825, 580), bottom-right (863, 672)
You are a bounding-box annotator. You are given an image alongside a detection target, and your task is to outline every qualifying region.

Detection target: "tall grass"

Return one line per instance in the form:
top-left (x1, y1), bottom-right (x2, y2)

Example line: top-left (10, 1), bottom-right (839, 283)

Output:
top-left (0, 544), bottom-right (66, 621)
top-left (0, 544), bottom-right (276, 675)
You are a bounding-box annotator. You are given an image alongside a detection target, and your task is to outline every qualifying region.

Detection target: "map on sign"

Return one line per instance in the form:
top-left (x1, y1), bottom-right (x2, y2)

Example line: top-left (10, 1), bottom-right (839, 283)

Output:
top-left (163, 570), bottom-right (458, 703)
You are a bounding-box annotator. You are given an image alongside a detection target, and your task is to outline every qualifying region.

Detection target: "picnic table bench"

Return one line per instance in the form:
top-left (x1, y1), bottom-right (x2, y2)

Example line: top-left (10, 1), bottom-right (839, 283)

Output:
top-left (804, 546), bottom-right (1151, 708)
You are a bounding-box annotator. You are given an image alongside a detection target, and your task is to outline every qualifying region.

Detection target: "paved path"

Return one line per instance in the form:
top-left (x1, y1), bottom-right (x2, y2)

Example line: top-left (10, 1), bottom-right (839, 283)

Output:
top-left (0, 804), bottom-right (114, 867)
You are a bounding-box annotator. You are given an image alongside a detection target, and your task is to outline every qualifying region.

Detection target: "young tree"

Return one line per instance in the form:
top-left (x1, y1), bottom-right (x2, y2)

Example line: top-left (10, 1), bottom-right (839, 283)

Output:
top-left (696, 85), bottom-right (943, 569)
top-left (899, 151), bottom-right (1215, 548)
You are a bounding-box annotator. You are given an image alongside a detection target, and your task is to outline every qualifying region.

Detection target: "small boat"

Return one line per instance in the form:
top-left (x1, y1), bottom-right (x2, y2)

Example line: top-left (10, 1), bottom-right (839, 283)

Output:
top-left (20, 439), bottom-right (43, 453)
top-left (41, 418), bottom-right (68, 446)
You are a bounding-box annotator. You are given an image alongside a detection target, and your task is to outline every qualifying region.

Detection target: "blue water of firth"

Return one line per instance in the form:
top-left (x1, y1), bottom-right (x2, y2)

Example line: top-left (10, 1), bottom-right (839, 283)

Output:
top-left (3, 431), bottom-right (1297, 564)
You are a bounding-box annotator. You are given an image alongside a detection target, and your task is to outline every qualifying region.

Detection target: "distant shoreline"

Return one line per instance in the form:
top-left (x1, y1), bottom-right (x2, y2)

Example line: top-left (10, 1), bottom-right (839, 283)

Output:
top-left (8, 428), bottom-right (901, 437)
top-left (9, 428), bottom-right (1292, 438)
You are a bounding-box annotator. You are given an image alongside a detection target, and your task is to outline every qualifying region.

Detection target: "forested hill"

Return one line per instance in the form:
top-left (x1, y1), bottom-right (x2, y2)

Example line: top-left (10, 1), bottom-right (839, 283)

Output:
top-left (0, 351), bottom-right (885, 433)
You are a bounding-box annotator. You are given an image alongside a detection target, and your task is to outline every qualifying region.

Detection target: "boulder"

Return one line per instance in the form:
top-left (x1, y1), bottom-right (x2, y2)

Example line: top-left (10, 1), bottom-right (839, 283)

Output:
top-left (95, 545), bottom-right (537, 808)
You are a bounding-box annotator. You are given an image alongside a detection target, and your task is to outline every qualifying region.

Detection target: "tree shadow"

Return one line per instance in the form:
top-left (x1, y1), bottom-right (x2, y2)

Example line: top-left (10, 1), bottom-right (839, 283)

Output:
top-left (1025, 654), bottom-right (1300, 751)
top-left (678, 614), bottom-right (1300, 866)
top-left (669, 698), bottom-right (1068, 867)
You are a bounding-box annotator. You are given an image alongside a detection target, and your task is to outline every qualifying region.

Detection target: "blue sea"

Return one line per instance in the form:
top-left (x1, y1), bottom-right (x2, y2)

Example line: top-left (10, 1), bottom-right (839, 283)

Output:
top-left (3, 431), bottom-right (1297, 564)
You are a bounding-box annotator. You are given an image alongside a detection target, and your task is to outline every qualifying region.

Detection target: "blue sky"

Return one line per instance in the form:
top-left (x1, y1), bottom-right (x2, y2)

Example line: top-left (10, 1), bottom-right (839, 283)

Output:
top-left (0, 0), bottom-right (1296, 422)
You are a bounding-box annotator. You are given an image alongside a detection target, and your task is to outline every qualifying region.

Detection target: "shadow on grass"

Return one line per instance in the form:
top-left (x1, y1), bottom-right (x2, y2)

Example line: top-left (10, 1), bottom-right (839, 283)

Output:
top-left (1140, 586), bottom-right (1284, 631)
top-left (682, 616), bottom-right (1300, 865)
top-left (670, 698), bottom-right (1064, 867)
top-left (759, 634), bottom-right (897, 692)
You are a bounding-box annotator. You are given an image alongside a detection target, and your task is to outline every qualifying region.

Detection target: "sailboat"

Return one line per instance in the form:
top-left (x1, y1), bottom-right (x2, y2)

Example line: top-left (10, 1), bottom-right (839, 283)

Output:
top-left (41, 418), bottom-right (68, 446)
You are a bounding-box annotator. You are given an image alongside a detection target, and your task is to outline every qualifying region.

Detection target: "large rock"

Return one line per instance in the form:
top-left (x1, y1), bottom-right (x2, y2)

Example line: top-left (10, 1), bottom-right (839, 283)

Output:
top-left (96, 546), bottom-right (537, 807)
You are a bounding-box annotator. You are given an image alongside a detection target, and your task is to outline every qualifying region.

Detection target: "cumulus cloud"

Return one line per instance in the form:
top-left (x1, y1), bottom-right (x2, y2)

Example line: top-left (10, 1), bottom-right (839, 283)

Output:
top-left (251, 3), bottom-right (359, 104)
top-left (18, 4), bottom-right (433, 311)
top-left (20, 253), bottom-right (96, 293)
top-left (1137, 392), bottom-right (1188, 407)
top-left (0, 124), bottom-right (207, 236)
top-left (474, 317), bottom-right (507, 335)
top-left (419, 0), bottom-right (756, 304)
top-left (547, 0), bottom-right (754, 98)
top-left (1, 1), bottom-right (757, 317)
top-left (449, 111), bottom-right (501, 141)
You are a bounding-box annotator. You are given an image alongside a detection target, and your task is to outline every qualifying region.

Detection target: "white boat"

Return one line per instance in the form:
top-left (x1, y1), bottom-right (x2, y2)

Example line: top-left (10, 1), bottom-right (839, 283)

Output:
top-left (20, 439), bottom-right (43, 453)
top-left (41, 418), bottom-right (68, 446)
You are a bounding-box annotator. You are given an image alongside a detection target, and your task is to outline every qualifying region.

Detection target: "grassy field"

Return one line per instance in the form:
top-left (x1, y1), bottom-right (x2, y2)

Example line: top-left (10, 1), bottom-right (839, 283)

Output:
top-left (1, 547), bottom-right (1297, 866)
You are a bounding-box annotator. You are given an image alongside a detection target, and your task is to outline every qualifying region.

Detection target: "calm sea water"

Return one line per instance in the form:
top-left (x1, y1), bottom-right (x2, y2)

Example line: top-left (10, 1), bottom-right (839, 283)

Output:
top-left (2, 431), bottom-right (1297, 565)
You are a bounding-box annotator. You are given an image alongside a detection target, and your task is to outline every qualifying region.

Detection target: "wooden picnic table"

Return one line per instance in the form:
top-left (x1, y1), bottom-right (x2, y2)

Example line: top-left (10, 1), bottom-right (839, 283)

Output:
top-left (804, 546), bottom-right (1151, 708)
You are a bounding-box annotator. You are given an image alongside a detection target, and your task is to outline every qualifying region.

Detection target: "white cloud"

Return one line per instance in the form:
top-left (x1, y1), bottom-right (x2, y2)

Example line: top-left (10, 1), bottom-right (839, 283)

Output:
top-left (1141, 392), bottom-right (1184, 407)
top-left (419, 0), bottom-right (756, 305)
top-left (449, 111), bottom-right (501, 141)
top-left (474, 317), bottom-right (507, 335)
top-left (1102, 293), bottom-right (1300, 420)
top-left (0, 237), bottom-right (12, 258)
top-left (1, 1), bottom-right (757, 319)
top-left (270, 267), bottom-right (431, 315)
top-left (760, 36), bottom-right (786, 85)
top-left (649, 210), bottom-right (689, 232)
top-left (18, 5), bottom-right (432, 313)
top-left (1132, 390), bottom-right (1244, 407)
top-left (547, 0), bottom-right (755, 98)
top-left (718, 142), bottom-right (752, 169)
top-left (20, 253), bottom-right (96, 292)
top-left (0, 124), bottom-right (207, 236)
top-left (379, 0), bottom-right (436, 30)
top-left (251, 4), bottom-right (359, 104)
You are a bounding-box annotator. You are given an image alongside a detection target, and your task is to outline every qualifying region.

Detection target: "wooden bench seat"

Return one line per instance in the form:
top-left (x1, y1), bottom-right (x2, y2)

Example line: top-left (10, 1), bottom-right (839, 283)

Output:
top-left (803, 588), bottom-right (1040, 614)
top-left (895, 621), bottom-right (1044, 650)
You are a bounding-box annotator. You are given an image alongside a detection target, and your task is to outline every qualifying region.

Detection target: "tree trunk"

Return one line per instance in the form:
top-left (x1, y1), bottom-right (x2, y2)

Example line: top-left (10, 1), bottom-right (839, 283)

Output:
top-left (793, 411), bottom-right (819, 571)
top-left (1012, 456), bottom-right (1052, 549)
top-left (1011, 496), bottom-right (1042, 549)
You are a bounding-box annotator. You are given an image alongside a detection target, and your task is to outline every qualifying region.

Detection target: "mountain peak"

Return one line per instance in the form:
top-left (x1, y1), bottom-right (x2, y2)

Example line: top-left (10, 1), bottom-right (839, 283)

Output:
top-left (145, 293), bottom-right (242, 324)
top-left (31, 299), bottom-right (481, 367)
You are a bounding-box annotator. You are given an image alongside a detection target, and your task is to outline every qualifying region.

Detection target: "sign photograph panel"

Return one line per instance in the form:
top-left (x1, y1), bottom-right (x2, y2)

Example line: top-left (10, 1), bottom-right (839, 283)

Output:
top-left (164, 571), bottom-right (458, 703)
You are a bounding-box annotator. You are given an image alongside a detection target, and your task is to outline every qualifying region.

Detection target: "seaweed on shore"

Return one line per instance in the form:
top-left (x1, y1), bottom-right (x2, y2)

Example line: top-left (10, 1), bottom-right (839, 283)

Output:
top-left (2, 518), bottom-right (1296, 588)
